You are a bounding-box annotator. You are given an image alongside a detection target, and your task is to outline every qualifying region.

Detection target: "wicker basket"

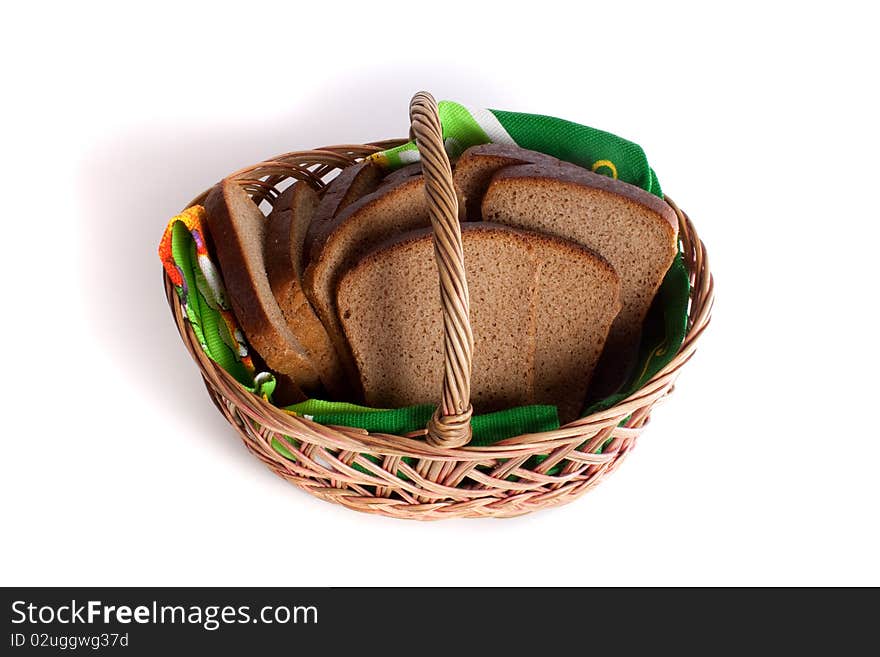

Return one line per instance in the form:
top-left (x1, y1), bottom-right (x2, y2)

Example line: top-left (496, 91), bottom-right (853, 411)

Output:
top-left (164, 93), bottom-right (714, 519)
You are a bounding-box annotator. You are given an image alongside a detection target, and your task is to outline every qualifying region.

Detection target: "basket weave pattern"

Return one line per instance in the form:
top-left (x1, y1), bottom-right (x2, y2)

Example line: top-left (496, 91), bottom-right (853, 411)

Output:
top-left (164, 95), bottom-right (714, 519)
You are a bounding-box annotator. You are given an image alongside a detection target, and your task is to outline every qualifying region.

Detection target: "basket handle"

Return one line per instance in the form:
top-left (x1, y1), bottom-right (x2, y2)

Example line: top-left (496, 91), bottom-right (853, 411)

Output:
top-left (409, 92), bottom-right (474, 449)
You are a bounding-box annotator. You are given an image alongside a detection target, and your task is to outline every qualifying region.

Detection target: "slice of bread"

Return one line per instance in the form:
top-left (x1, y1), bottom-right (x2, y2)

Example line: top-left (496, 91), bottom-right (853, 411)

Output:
top-left (302, 175), bottom-right (439, 386)
top-left (532, 238), bottom-right (621, 419)
top-left (204, 180), bottom-right (322, 392)
top-left (377, 162), bottom-right (422, 189)
top-left (453, 143), bottom-right (561, 220)
top-left (265, 182), bottom-right (348, 397)
top-left (337, 223), bottom-right (620, 421)
top-left (338, 223), bottom-right (536, 413)
top-left (377, 142), bottom-right (553, 222)
top-left (482, 163), bottom-right (678, 385)
top-left (302, 161), bottom-right (382, 266)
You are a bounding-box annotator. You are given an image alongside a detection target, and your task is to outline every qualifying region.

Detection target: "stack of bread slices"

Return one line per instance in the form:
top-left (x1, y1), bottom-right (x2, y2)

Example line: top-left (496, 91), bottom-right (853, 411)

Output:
top-left (204, 144), bottom-right (678, 423)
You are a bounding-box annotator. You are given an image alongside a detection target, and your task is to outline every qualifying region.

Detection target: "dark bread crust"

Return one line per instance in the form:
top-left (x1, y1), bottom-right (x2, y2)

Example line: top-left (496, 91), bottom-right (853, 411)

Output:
top-left (265, 182), bottom-right (348, 397)
top-left (303, 161), bottom-right (382, 266)
top-left (459, 142), bottom-right (562, 163)
top-left (204, 180), bottom-right (321, 392)
top-left (377, 162), bottom-right (422, 189)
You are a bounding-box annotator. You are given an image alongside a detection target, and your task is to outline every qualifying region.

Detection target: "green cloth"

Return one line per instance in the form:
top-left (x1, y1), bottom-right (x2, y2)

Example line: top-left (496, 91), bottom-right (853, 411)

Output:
top-left (286, 400), bottom-right (560, 447)
top-left (160, 100), bottom-right (690, 461)
top-left (372, 101), bottom-right (661, 196)
top-left (166, 214), bottom-right (256, 389)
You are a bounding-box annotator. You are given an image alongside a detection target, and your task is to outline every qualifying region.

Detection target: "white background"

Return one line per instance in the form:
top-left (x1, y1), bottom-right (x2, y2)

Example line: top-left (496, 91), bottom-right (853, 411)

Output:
top-left (2, 1), bottom-right (877, 586)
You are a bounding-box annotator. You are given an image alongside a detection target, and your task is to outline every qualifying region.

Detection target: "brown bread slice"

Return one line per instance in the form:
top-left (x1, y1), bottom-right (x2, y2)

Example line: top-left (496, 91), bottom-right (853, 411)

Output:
top-left (532, 239), bottom-right (621, 420)
top-left (453, 143), bottom-right (561, 220)
top-left (338, 223), bottom-right (535, 413)
top-left (482, 163), bottom-right (678, 384)
top-left (374, 143), bottom-right (554, 224)
top-left (204, 179), bottom-right (322, 392)
top-left (337, 223), bottom-right (620, 421)
top-left (265, 182), bottom-right (348, 397)
top-left (377, 162), bottom-right (422, 189)
top-left (302, 161), bottom-right (382, 266)
top-left (303, 174), bottom-right (464, 385)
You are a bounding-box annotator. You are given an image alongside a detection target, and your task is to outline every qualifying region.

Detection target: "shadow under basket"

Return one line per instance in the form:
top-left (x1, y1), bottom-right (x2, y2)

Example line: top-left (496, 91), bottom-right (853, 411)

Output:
top-left (163, 93), bottom-right (714, 520)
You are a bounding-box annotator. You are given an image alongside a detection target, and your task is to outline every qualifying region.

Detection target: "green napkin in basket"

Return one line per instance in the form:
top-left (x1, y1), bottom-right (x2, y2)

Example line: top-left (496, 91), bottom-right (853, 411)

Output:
top-left (159, 101), bottom-right (689, 449)
top-left (284, 400), bottom-right (560, 447)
